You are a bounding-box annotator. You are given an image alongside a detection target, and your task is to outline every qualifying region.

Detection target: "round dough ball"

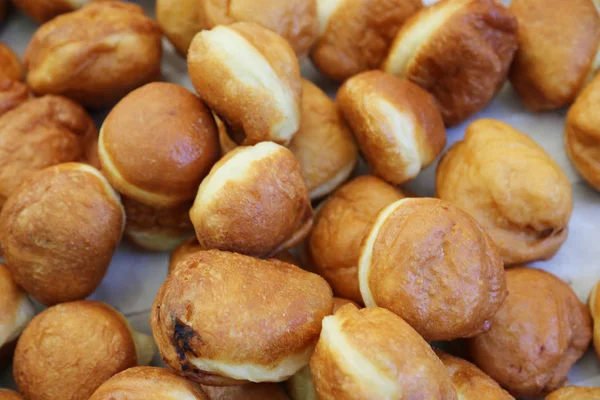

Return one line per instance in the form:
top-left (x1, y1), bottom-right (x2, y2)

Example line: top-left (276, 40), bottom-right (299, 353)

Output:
top-left (202, 383), bottom-right (290, 400)
top-left (0, 163), bottom-right (124, 306)
top-left (151, 250), bottom-right (333, 385)
top-left (436, 118), bottom-right (573, 265)
top-left (0, 263), bottom-right (35, 365)
top-left (310, 304), bottom-right (457, 400)
top-left (587, 281), bottom-right (600, 360)
top-left (288, 80), bottom-right (358, 200)
top-left (0, 80), bottom-right (28, 118)
top-left (24, 1), bottom-right (162, 109)
top-left (188, 22), bottom-right (302, 146)
top-left (305, 175), bottom-right (406, 303)
top-left (0, 95), bottom-right (98, 210)
top-left (12, 0), bottom-right (90, 23)
top-left (566, 73), bottom-right (600, 191)
top-left (467, 267), bottom-right (592, 398)
top-left (89, 367), bottom-right (209, 400)
top-left (122, 197), bottom-right (194, 253)
top-left (190, 142), bottom-right (312, 258)
top-left (435, 351), bottom-right (514, 400)
top-left (337, 71), bottom-right (446, 184)
top-left (158, 0), bottom-right (317, 57)
top-left (14, 301), bottom-right (155, 400)
top-left (99, 82), bottom-right (219, 207)
top-left (546, 387), bottom-right (600, 400)
top-left (312, 0), bottom-right (421, 81)
top-left (509, 0), bottom-right (600, 111)
top-left (382, 0), bottom-right (518, 126)
top-left (359, 197), bottom-right (506, 341)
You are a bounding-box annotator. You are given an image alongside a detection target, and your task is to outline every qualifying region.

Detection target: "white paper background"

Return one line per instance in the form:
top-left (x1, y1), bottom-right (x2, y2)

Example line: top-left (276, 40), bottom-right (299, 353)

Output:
top-left (1, 0), bottom-right (600, 396)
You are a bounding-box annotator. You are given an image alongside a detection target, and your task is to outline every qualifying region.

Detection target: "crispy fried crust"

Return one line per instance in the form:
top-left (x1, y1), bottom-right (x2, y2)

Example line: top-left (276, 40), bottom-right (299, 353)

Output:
top-left (436, 119), bottom-right (572, 265)
top-left (310, 305), bottom-right (457, 400)
top-left (202, 383), bottom-right (290, 400)
top-left (382, 0), bottom-right (518, 126)
top-left (509, 0), bottom-right (600, 111)
top-left (24, 1), bottom-right (162, 108)
top-left (14, 301), bottom-right (138, 400)
top-left (0, 163), bottom-right (124, 305)
top-left (468, 267), bottom-right (592, 398)
top-left (546, 387), bottom-right (600, 400)
top-left (337, 71), bottom-right (446, 184)
top-left (152, 250), bottom-right (333, 384)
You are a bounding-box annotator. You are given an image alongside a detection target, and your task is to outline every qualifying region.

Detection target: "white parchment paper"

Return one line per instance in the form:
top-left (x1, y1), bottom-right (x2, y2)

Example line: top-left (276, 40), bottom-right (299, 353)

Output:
top-left (1, 0), bottom-right (600, 395)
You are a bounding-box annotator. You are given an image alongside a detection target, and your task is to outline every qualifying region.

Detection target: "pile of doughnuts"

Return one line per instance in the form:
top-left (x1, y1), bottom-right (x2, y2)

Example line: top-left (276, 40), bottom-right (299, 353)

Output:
top-left (1, 0), bottom-right (599, 398)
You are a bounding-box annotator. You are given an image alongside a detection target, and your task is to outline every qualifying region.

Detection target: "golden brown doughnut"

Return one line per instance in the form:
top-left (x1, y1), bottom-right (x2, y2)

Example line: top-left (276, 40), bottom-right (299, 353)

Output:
top-left (0, 42), bottom-right (21, 82)
top-left (0, 163), bottom-right (124, 306)
top-left (201, 383), bottom-right (290, 400)
top-left (90, 367), bottom-right (209, 400)
top-left (359, 197), bottom-right (505, 341)
top-left (566, 74), bottom-right (600, 191)
top-left (435, 351), bottom-right (514, 400)
top-left (436, 119), bottom-right (572, 266)
top-left (305, 175), bottom-right (405, 303)
top-left (468, 267), bottom-right (592, 398)
top-left (0, 390), bottom-right (24, 400)
top-left (151, 250), bottom-right (333, 385)
top-left (0, 264), bottom-right (35, 366)
top-left (12, 0), bottom-right (90, 23)
top-left (0, 96), bottom-right (99, 210)
top-left (546, 387), bottom-right (600, 400)
top-left (168, 237), bottom-right (301, 273)
top-left (289, 80), bottom-right (358, 199)
top-left (382, 0), bottom-right (518, 126)
top-left (588, 281), bottom-right (600, 360)
top-left (14, 301), bottom-right (156, 400)
top-left (158, 0), bottom-right (317, 57)
top-left (310, 304), bottom-right (457, 400)
top-left (337, 71), bottom-right (446, 184)
top-left (188, 22), bottom-right (302, 146)
top-left (509, 0), bottom-right (600, 111)
top-left (122, 197), bottom-right (194, 253)
top-left (311, 0), bottom-right (421, 81)
top-left (24, 1), bottom-right (162, 109)
top-left (99, 82), bottom-right (219, 207)
top-left (190, 142), bottom-right (312, 258)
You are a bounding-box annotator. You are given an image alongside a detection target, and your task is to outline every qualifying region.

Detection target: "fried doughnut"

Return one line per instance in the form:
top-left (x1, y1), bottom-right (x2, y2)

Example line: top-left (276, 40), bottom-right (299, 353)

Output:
top-left (190, 142), bottom-right (312, 258)
top-left (0, 43), bottom-right (27, 117)
top-left (468, 267), bottom-right (592, 398)
top-left (14, 301), bottom-right (156, 400)
top-left (358, 197), bottom-right (506, 341)
top-left (509, 0), bottom-right (600, 111)
top-left (0, 163), bottom-right (124, 305)
top-left (24, 1), bottom-right (162, 108)
top-left (99, 82), bottom-right (219, 207)
top-left (151, 250), bottom-right (333, 385)
top-left (310, 304), bottom-right (457, 400)
top-left (337, 71), bottom-right (446, 184)
top-left (546, 387), bottom-right (600, 400)
top-left (201, 383), bottom-right (290, 400)
top-left (436, 119), bottom-right (572, 265)
top-left (382, 0), bottom-right (518, 126)
top-left (188, 22), bottom-right (302, 146)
